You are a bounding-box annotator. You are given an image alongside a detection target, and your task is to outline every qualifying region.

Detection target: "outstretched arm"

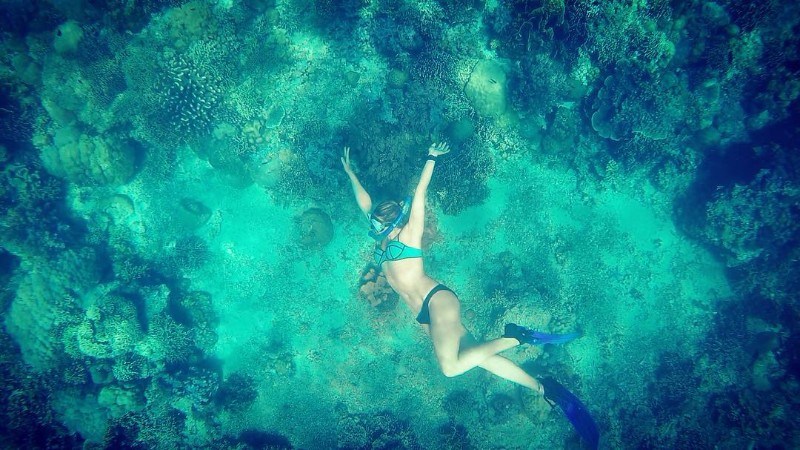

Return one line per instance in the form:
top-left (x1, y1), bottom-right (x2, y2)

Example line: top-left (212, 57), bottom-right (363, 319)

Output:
top-left (341, 147), bottom-right (372, 217)
top-left (406, 142), bottom-right (450, 236)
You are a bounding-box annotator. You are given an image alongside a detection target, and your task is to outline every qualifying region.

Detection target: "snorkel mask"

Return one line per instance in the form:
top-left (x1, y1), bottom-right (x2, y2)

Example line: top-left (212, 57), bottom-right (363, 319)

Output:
top-left (369, 197), bottom-right (411, 241)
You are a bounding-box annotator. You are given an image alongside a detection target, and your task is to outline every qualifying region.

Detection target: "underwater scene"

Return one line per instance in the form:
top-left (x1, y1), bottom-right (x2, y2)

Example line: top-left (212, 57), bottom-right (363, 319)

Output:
top-left (1, 0), bottom-right (799, 448)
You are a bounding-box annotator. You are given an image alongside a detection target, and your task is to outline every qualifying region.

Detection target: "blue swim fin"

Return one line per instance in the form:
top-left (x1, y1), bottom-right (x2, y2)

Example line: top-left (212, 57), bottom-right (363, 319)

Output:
top-left (504, 323), bottom-right (580, 345)
top-left (540, 377), bottom-right (599, 449)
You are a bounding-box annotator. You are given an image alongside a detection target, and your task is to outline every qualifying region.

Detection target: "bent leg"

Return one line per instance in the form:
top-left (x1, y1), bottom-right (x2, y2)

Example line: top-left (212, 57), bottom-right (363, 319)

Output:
top-left (428, 291), bottom-right (519, 377)
top-left (479, 355), bottom-right (544, 393)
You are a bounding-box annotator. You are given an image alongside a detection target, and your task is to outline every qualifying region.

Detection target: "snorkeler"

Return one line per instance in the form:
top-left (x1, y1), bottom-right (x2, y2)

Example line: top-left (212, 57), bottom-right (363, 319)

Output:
top-left (342, 143), bottom-right (599, 448)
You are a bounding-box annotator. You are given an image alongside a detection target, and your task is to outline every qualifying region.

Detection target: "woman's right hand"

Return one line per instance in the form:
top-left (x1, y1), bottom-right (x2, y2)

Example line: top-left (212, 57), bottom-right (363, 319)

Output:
top-left (341, 146), bottom-right (355, 175)
top-left (428, 142), bottom-right (450, 157)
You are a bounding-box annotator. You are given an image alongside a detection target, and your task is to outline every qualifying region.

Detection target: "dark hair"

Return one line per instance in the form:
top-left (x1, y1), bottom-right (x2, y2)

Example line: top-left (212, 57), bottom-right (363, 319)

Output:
top-left (371, 200), bottom-right (404, 225)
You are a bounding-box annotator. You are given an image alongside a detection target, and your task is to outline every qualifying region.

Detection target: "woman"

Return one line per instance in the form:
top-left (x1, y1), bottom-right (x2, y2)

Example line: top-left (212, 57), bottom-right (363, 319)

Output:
top-left (341, 142), bottom-right (559, 390)
top-left (341, 143), bottom-right (599, 447)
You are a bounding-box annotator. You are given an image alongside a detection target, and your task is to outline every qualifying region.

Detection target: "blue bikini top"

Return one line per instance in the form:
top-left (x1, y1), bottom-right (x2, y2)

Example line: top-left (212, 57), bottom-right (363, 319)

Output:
top-left (373, 237), bottom-right (423, 266)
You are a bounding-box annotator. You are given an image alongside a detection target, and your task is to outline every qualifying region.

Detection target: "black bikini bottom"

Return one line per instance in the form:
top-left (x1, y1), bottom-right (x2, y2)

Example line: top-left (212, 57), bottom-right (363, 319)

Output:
top-left (416, 284), bottom-right (453, 325)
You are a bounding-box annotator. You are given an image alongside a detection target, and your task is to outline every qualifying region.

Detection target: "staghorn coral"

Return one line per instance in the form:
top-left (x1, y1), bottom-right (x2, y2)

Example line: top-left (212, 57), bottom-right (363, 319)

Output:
top-left (172, 291), bottom-right (218, 355)
top-left (583, 0), bottom-right (677, 73)
top-left (336, 411), bottom-right (420, 450)
top-left (0, 332), bottom-right (82, 448)
top-left (0, 151), bottom-right (71, 257)
top-left (167, 366), bottom-right (221, 412)
top-left (137, 313), bottom-right (195, 365)
top-left (430, 137), bottom-right (495, 215)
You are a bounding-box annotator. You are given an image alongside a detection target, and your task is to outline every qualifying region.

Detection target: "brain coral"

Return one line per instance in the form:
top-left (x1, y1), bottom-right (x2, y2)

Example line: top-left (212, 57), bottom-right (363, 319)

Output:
top-left (5, 249), bottom-right (99, 371)
top-left (5, 270), bottom-right (80, 370)
top-left (40, 125), bottom-right (137, 186)
top-left (464, 60), bottom-right (509, 118)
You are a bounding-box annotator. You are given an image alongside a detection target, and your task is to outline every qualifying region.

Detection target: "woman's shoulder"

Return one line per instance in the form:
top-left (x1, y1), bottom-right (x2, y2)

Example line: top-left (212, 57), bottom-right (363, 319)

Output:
top-left (396, 227), bottom-right (423, 248)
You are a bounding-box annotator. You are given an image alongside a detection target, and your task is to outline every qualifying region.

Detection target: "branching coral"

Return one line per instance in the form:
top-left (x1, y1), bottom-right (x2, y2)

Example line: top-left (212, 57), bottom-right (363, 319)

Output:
top-left (583, 0), bottom-right (677, 73)
top-left (336, 411), bottom-right (420, 449)
top-left (69, 294), bottom-right (144, 360)
top-left (172, 291), bottom-right (218, 355)
top-left (137, 313), bottom-right (195, 365)
top-left (590, 68), bottom-right (689, 142)
top-left (0, 151), bottom-right (71, 257)
top-left (704, 167), bottom-right (800, 267)
top-left (430, 137), bottom-right (495, 214)
top-left (213, 373), bottom-right (258, 411)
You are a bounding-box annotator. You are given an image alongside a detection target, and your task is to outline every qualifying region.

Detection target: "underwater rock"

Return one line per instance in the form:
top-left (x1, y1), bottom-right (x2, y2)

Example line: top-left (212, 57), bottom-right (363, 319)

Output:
top-left (53, 21), bottom-right (83, 54)
top-left (102, 194), bottom-right (135, 225)
top-left (295, 208), bottom-right (333, 248)
top-left (464, 59), bottom-right (509, 118)
top-left (97, 385), bottom-right (145, 418)
top-left (177, 198), bottom-right (212, 230)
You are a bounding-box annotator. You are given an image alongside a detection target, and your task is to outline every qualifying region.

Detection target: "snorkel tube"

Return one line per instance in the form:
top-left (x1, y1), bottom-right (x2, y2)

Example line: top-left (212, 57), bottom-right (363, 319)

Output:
top-left (369, 197), bottom-right (411, 241)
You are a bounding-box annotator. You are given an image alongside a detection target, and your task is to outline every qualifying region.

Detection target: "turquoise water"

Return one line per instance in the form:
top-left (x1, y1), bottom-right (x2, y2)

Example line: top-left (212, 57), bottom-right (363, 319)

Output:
top-left (1, 0), bottom-right (798, 448)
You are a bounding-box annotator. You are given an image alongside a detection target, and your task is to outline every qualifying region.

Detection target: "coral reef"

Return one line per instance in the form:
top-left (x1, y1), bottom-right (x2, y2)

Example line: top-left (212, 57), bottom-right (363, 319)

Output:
top-left (590, 68), bottom-right (689, 142)
top-left (358, 266), bottom-right (398, 309)
top-left (703, 166), bottom-right (800, 266)
top-left (336, 411), bottom-right (420, 450)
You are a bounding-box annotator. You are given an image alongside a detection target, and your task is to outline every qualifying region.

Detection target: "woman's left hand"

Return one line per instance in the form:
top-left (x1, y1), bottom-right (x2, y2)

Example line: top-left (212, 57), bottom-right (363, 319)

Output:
top-left (341, 146), bottom-right (355, 175)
